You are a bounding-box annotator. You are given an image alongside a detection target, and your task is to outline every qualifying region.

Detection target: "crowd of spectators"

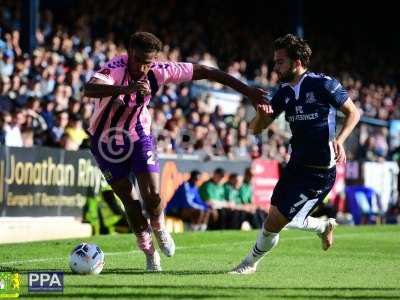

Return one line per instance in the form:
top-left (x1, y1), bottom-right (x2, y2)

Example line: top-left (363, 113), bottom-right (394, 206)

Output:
top-left (166, 167), bottom-right (267, 231)
top-left (0, 0), bottom-right (399, 163)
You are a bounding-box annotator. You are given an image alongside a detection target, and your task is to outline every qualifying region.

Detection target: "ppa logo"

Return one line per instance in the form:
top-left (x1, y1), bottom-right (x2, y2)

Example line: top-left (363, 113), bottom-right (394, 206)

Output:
top-left (28, 272), bottom-right (63, 293)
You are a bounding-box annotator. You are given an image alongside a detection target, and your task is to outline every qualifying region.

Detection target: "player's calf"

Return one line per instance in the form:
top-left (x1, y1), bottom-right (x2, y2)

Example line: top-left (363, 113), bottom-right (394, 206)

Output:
top-left (134, 227), bottom-right (162, 271)
top-left (135, 228), bottom-right (155, 255)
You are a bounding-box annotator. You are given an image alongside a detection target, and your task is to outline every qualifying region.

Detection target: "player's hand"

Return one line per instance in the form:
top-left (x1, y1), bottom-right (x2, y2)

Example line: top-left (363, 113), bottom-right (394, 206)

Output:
top-left (248, 88), bottom-right (274, 115)
top-left (333, 139), bottom-right (346, 164)
top-left (250, 106), bottom-right (270, 134)
top-left (257, 103), bottom-right (273, 115)
top-left (136, 80), bottom-right (151, 97)
top-left (125, 80), bottom-right (151, 96)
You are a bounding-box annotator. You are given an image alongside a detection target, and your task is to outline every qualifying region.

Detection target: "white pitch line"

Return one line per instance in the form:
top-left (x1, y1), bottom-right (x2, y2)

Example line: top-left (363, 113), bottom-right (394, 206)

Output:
top-left (2, 237), bottom-right (305, 265)
top-left (0, 231), bottom-right (395, 266)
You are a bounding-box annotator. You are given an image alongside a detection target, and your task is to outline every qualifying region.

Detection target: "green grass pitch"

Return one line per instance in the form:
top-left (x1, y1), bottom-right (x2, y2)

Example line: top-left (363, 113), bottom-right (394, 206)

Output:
top-left (0, 225), bottom-right (399, 299)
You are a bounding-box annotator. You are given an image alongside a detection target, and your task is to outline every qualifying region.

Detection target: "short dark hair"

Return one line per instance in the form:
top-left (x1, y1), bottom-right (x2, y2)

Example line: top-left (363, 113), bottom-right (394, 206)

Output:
top-left (274, 34), bottom-right (312, 68)
top-left (214, 168), bottom-right (225, 177)
top-left (55, 110), bottom-right (68, 118)
top-left (190, 170), bottom-right (201, 181)
top-left (129, 32), bottom-right (162, 53)
top-left (70, 114), bottom-right (82, 122)
top-left (228, 173), bottom-right (238, 181)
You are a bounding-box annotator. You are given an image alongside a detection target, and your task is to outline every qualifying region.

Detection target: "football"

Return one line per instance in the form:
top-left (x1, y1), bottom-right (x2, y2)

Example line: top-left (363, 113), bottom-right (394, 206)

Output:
top-left (69, 243), bottom-right (105, 275)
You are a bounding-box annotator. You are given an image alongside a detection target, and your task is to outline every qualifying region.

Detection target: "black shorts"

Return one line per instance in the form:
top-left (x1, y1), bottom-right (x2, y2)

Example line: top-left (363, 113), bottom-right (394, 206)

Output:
top-left (271, 163), bottom-right (336, 222)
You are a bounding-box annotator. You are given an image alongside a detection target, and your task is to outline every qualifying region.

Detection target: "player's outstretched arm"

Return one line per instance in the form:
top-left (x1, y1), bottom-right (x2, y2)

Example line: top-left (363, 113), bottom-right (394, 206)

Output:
top-left (192, 64), bottom-right (268, 106)
top-left (334, 98), bottom-right (360, 163)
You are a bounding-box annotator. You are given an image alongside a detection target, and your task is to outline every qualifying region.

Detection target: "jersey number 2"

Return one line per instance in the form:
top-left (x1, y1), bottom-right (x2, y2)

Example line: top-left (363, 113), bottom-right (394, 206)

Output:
top-left (147, 151), bottom-right (156, 165)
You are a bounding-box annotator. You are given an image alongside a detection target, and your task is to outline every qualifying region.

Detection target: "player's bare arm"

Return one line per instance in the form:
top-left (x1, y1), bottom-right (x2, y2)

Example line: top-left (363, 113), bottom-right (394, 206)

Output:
top-left (192, 64), bottom-right (268, 105)
top-left (334, 98), bottom-right (360, 163)
top-left (249, 107), bottom-right (275, 134)
top-left (84, 77), bottom-right (131, 98)
top-left (84, 77), bottom-right (150, 98)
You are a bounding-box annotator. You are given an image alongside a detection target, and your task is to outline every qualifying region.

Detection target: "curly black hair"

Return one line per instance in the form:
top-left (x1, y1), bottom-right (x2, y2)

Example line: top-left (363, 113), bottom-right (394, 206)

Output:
top-left (129, 32), bottom-right (162, 53)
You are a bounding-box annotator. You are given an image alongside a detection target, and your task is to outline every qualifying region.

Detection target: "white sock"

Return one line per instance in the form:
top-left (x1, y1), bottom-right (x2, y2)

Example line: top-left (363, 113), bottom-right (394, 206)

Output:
top-left (286, 216), bottom-right (326, 234)
top-left (200, 223), bottom-right (207, 231)
top-left (190, 224), bottom-right (200, 231)
top-left (246, 228), bottom-right (279, 265)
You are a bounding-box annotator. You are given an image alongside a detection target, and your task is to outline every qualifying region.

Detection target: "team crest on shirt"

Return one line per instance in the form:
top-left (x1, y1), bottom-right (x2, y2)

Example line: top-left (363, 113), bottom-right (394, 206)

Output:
top-left (99, 68), bottom-right (111, 75)
top-left (107, 59), bottom-right (126, 69)
top-left (305, 92), bottom-right (317, 103)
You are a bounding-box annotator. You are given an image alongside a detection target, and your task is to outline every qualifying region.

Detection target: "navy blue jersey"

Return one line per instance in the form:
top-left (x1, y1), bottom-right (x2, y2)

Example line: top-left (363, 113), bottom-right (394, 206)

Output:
top-left (269, 72), bottom-right (349, 167)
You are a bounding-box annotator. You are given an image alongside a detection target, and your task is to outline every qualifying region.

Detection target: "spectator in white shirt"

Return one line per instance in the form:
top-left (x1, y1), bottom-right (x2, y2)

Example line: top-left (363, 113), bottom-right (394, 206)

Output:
top-left (5, 109), bottom-right (25, 147)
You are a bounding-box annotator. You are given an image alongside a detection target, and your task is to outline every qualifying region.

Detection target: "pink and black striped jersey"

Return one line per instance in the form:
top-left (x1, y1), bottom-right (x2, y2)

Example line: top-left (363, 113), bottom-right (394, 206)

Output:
top-left (88, 54), bottom-right (193, 144)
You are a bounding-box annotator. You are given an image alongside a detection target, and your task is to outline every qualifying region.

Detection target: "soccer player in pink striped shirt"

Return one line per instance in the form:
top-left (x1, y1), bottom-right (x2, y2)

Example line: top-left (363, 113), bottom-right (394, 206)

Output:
top-left (84, 32), bottom-right (267, 271)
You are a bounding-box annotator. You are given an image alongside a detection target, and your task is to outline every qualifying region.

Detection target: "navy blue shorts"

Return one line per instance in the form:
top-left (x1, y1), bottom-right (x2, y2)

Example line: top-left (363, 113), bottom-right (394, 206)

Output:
top-left (271, 163), bottom-right (336, 222)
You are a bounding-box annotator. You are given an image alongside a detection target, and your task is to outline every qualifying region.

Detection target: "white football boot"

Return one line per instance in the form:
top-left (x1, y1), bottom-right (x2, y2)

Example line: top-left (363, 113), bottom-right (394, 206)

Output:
top-left (153, 229), bottom-right (176, 257)
top-left (145, 250), bottom-right (162, 272)
top-left (229, 255), bottom-right (259, 275)
top-left (318, 218), bottom-right (337, 251)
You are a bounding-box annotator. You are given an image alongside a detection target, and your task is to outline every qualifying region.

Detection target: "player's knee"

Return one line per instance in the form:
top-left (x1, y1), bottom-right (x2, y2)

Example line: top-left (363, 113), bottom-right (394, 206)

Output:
top-left (264, 206), bottom-right (289, 233)
top-left (143, 192), bottom-right (162, 215)
top-left (264, 219), bottom-right (282, 233)
top-left (142, 190), bottom-right (160, 202)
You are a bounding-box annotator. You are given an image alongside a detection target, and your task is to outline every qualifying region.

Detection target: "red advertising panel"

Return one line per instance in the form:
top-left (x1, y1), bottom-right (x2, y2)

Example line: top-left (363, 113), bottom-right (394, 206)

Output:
top-left (251, 159), bottom-right (280, 209)
top-left (329, 162), bottom-right (346, 201)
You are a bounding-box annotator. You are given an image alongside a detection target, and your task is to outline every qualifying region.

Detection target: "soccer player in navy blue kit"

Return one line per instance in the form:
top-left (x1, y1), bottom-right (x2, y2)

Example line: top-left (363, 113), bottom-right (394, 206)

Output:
top-left (231, 34), bottom-right (360, 274)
